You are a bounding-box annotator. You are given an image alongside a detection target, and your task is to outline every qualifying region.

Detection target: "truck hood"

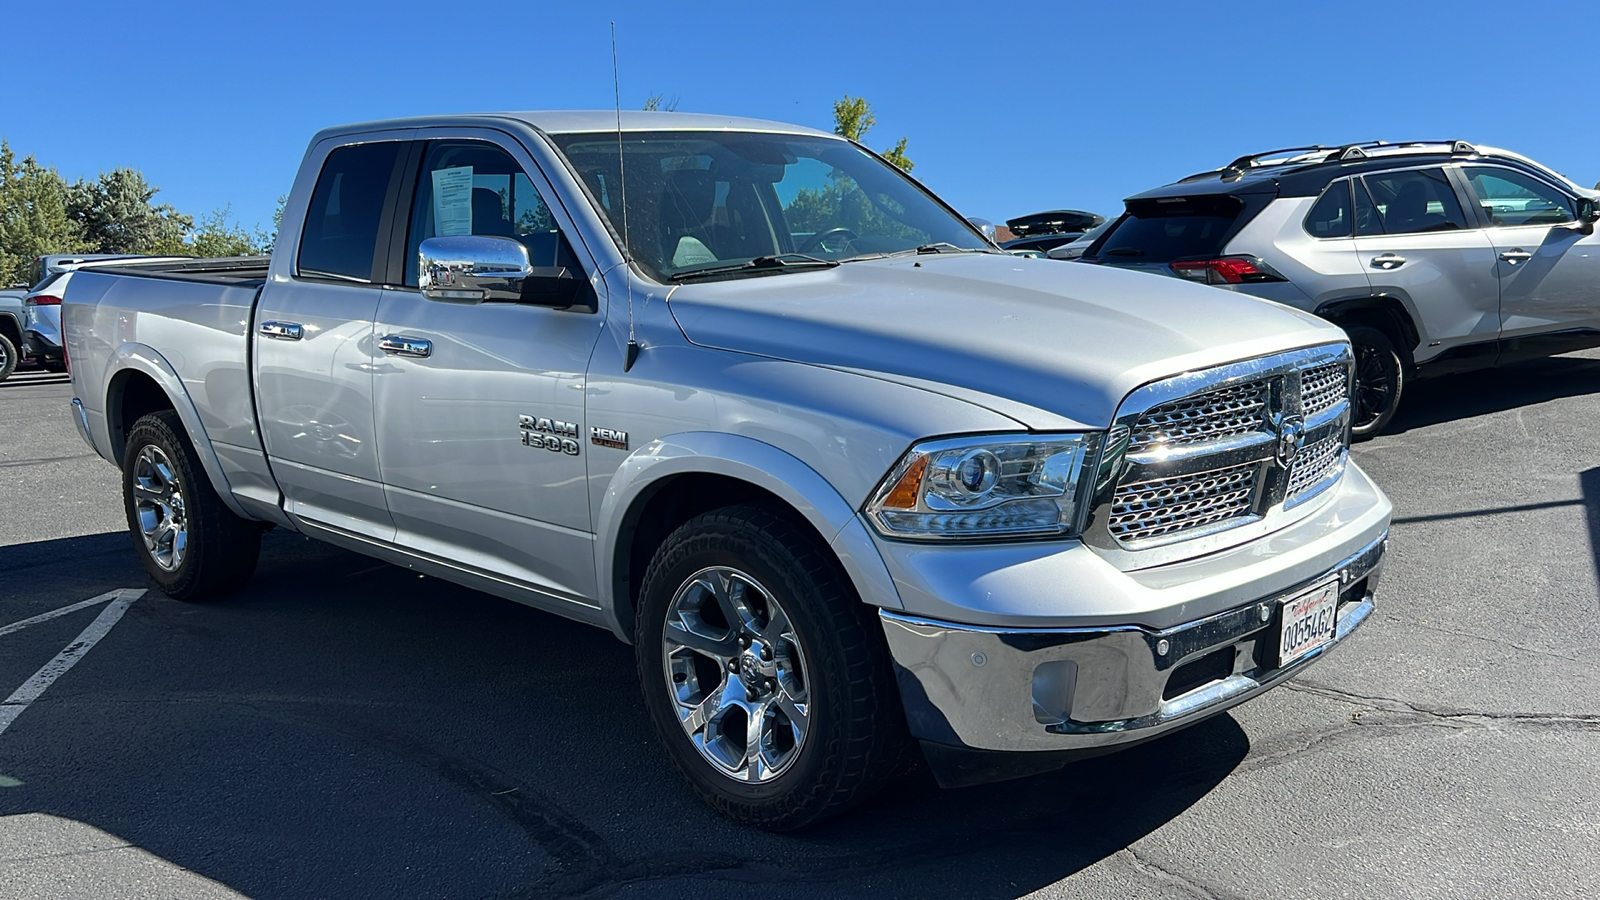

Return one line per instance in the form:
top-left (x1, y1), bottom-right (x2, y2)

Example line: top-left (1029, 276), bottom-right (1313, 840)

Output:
top-left (666, 253), bottom-right (1340, 429)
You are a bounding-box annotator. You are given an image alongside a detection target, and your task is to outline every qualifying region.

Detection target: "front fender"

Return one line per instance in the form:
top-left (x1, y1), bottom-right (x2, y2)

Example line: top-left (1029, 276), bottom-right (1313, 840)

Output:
top-left (105, 342), bottom-right (251, 520)
top-left (593, 431), bottom-right (903, 641)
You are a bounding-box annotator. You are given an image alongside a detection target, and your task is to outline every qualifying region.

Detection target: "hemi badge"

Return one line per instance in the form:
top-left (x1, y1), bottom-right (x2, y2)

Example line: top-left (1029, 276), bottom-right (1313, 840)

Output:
top-left (590, 427), bottom-right (628, 450)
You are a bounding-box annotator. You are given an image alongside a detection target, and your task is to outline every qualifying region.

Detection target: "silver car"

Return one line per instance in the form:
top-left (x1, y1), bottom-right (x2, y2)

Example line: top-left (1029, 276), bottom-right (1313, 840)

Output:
top-left (1082, 141), bottom-right (1600, 437)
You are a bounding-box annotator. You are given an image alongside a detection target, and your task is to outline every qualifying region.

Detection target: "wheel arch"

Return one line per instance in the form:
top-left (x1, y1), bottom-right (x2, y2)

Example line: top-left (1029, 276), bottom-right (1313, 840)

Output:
top-left (0, 312), bottom-right (22, 349)
top-left (1315, 296), bottom-right (1422, 368)
top-left (104, 344), bottom-right (250, 519)
top-left (595, 433), bottom-right (903, 644)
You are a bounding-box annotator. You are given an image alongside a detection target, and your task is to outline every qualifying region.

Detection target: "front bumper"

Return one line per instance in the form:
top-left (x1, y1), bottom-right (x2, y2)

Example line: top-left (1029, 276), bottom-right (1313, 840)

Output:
top-left (883, 530), bottom-right (1382, 757)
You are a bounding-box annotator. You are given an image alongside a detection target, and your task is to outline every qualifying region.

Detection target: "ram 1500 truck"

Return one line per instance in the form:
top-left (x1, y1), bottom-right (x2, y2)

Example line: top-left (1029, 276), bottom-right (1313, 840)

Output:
top-left (63, 112), bottom-right (1391, 830)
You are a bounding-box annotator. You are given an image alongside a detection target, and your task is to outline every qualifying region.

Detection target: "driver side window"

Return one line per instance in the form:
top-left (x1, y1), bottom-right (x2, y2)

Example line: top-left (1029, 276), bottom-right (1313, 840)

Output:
top-left (404, 140), bottom-right (579, 286)
top-left (1463, 167), bottom-right (1574, 227)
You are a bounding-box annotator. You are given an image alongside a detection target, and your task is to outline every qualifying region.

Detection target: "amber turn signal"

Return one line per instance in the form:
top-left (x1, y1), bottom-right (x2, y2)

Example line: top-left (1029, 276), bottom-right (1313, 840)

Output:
top-left (881, 455), bottom-right (928, 509)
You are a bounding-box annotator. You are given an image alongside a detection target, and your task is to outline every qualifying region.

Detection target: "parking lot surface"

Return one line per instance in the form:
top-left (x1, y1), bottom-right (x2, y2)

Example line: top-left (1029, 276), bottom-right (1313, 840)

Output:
top-left (2, 359), bottom-right (1598, 899)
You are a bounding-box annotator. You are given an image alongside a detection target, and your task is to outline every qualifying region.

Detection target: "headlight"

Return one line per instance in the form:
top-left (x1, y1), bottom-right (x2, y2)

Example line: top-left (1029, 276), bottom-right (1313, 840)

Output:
top-left (865, 433), bottom-right (1098, 541)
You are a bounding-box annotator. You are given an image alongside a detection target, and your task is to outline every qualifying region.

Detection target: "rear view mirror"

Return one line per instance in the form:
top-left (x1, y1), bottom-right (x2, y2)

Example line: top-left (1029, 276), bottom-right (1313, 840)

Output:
top-left (419, 235), bottom-right (594, 310)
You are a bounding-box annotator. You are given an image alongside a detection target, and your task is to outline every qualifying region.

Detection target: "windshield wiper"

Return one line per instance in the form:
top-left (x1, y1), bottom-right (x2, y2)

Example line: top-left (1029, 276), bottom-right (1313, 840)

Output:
top-left (841, 242), bottom-right (995, 264)
top-left (668, 254), bottom-right (839, 282)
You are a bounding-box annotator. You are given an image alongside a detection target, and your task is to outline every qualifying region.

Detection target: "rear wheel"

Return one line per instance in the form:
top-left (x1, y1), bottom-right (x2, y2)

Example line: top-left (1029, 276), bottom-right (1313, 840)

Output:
top-left (123, 410), bottom-right (261, 600)
top-left (635, 504), bottom-right (905, 830)
top-left (1345, 324), bottom-right (1403, 440)
top-left (0, 332), bottom-right (17, 382)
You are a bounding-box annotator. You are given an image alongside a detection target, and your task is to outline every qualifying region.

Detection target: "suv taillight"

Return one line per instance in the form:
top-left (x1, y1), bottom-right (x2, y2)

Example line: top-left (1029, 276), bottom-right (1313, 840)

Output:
top-left (27, 294), bottom-right (62, 306)
top-left (1169, 256), bottom-right (1286, 285)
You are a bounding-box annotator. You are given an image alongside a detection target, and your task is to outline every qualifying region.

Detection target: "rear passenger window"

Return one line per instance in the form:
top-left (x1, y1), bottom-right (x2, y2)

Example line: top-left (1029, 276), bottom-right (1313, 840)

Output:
top-left (1304, 181), bottom-right (1351, 238)
top-left (1360, 168), bottom-right (1468, 235)
top-left (298, 142), bottom-right (402, 282)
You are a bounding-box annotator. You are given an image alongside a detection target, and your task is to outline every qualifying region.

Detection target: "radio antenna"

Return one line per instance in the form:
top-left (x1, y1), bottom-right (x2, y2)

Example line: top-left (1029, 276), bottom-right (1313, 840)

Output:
top-left (611, 23), bottom-right (640, 372)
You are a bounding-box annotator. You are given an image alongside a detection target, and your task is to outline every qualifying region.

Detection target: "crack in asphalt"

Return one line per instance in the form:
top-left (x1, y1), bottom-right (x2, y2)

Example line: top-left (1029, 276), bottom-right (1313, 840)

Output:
top-left (1284, 682), bottom-right (1600, 732)
top-left (1119, 846), bottom-right (1235, 900)
top-left (1381, 616), bottom-right (1586, 665)
top-left (0, 453), bottom-right (96, 469)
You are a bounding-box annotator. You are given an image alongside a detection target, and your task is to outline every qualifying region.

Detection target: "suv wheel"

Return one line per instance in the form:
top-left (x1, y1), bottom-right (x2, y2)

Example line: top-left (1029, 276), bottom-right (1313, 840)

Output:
top-left (0, 331), bottom-right (17, 383)
top-left (635, 504), bottom-right (904, 830)
top-left (123, 410), bottom-right (262, 600)
top-left (1345, 325), bottom-right (1403, 439)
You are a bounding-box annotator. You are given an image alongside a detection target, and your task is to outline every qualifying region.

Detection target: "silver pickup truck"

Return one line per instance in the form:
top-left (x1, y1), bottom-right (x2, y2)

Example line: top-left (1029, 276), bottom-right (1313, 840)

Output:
top-left (62, 111), bottom-right (1391, 829)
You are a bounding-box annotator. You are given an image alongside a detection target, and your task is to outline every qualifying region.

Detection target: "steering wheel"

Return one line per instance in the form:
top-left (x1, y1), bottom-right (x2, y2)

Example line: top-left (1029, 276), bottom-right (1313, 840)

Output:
top-left (798, 227), bottom-right (858, 255)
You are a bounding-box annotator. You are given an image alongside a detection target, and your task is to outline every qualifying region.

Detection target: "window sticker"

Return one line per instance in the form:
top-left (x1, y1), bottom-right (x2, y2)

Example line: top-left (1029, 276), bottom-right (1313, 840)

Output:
top-left (431, 166), bottom-right (474, 236)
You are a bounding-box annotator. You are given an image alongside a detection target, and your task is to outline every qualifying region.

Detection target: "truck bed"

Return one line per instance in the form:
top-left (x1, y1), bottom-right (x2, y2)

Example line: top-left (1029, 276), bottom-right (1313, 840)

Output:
top-left (83, 255), bottom-right (272, 287)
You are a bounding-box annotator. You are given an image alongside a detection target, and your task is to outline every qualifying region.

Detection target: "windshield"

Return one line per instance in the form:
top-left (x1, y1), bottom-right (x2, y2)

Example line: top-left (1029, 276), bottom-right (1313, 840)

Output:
top-left (548, 130), bottom-right (989, 281)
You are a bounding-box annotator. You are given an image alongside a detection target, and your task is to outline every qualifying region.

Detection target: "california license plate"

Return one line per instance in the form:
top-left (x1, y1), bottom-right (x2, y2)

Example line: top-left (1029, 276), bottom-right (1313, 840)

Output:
top-left (1276, 579), bottom-right (1340, 667)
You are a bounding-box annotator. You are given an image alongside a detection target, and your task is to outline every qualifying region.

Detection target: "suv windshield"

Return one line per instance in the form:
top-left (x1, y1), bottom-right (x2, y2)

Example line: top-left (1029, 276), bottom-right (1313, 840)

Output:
top-left (548, 131), bottom-right (989, 281)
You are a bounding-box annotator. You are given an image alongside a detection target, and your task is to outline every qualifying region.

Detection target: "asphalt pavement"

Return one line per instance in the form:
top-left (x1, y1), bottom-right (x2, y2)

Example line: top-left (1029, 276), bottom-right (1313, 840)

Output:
top-left (1, 356), bottom-right (1598, 899)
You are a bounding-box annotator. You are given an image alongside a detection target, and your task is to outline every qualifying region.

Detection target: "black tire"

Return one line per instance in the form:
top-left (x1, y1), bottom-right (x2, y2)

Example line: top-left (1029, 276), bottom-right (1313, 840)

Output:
top-left (635, 504), bottom-right (906, 831)
top-left (0, 331), bottom-right (17, 383)
top-left (1345, 324), bottom-right (1404, 440)
top-left (122, 410), bottom-right (261, 600)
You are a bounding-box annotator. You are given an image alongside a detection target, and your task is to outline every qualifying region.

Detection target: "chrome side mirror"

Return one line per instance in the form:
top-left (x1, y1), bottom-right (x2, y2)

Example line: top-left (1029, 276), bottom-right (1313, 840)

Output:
top-left (966, 217), bottom-right (999, 243)
top-left (419, 236), bottom-right (532, 303)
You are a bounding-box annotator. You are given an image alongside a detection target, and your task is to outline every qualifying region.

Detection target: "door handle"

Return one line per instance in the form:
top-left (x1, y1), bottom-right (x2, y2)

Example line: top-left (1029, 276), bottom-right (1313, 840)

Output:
top-left (258, 321), bottom-right (303, 340)
top-left (378, 335), bottom-right (432, 358)
top-left (1499, 249), bottom-right (1533, 264)
top-left (1369, 254), bottom-right (1406, 270)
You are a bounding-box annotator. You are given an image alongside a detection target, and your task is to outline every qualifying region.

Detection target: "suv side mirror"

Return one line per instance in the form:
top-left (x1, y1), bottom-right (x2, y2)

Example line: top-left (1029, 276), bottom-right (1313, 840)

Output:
top-left (1579, 198), bottom-right (1600, 234)
top-left (419, 235), bottom-right (594, 310)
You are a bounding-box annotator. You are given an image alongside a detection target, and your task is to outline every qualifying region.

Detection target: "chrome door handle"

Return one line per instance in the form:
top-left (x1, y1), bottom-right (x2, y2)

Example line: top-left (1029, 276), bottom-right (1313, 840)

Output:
top-left (1499, 249), bottom-right (1533, 264)
top-left (258, 321), bottom-right (303, 340)
top-left (378, 335), bottom-right (432, 358)
top-left (1370, 254), bottom-right (1406, 270)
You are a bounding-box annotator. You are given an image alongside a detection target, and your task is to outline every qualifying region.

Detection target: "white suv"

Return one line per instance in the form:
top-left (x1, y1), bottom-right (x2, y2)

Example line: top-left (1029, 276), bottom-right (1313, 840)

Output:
top-left (1082, 141), bottom-right (1600, 437)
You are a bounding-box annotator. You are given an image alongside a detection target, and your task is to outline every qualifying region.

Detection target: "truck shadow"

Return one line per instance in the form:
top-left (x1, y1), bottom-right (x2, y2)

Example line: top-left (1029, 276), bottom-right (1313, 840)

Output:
top-left (0, 531), bottom-right (1247, 899)
top-left (1383, 350), bottom-right (1600, 435)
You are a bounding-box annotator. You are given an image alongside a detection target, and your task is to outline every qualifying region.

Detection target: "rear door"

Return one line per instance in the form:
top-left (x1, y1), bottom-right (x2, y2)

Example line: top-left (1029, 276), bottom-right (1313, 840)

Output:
top-left (254, 133), bottom-right (411, 540)
top-left (1459, 164), bottom-right (1600, 341)
top-left (371, 131), bottom-right (606, 604)
top-left (1350, 167), bottom-right (1500, 365)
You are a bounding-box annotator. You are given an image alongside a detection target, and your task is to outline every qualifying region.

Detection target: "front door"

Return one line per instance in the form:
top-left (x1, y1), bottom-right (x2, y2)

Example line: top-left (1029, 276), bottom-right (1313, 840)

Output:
top-left (372, 135), bottom-right (605, 603)
top-left (1351, 167), bottom-right (1500, 365)
top-left (1460, 164), bottom-right (1600, 342)
top-left (255, 137), bottom-right (408, 541)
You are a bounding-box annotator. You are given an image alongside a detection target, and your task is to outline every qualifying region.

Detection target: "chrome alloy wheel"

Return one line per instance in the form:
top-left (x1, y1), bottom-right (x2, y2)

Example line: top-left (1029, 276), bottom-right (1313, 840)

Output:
top-left (661, 566), bottom-right (811, 783)
top-left (132, 445), bottom-right (188, 572)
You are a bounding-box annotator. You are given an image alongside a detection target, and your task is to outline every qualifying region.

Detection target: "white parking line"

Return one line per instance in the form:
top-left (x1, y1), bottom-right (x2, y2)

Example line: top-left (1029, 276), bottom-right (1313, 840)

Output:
top-left (0, 590), bottom-right (144, 738)
top-left (0, 589), bottom-right (137, 638)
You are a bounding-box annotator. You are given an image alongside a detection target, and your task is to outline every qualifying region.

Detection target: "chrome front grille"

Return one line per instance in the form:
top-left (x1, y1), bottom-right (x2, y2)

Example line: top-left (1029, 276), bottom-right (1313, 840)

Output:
top-left (1128, 379), bottom-right (1270, 451)
top-left (1300, 364), bottom-right (1347, 418)
top-left (1286, 433), bottom-right (1344, 499)
top-left (1086, 344), bottom-right (1354, 567)
top-left (1108, 461), bottom-right (1259, 542)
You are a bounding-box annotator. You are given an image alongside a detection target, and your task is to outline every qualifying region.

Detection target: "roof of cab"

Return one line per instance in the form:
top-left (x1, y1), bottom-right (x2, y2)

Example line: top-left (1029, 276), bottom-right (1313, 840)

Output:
top-left (312, 110), bottom-right (837, 144)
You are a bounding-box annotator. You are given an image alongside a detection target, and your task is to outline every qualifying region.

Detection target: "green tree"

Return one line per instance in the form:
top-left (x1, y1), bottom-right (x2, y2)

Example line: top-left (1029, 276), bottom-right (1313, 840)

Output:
top-left (0, 141), bottom-right (88, 286)
top-left (642, 93), bottom-right (679, 112)
top-left (831, 95), bottom-right (913, 173)
top-left (66, 168), bottom-right (191, 255)
top-left (189, 206), bottom-right (266, 258)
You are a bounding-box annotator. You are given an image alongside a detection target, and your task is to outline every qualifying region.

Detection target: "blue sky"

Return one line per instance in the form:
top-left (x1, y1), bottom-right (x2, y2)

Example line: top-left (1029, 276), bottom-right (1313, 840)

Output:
top-left (5, 1), bottom-right (1598, 236)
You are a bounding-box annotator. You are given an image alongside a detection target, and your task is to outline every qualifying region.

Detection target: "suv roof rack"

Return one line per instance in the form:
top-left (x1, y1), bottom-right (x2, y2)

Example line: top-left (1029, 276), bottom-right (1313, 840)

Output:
top-left (1221, 140), bottom-right (1480, 174)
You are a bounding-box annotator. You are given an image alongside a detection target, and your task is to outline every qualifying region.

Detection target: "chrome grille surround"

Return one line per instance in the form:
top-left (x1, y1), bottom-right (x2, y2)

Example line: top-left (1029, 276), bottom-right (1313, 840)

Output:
top-left (1084, 343), bottom-right (1354, 571)
top-left (1128, 379), bottom-right (1271, 451)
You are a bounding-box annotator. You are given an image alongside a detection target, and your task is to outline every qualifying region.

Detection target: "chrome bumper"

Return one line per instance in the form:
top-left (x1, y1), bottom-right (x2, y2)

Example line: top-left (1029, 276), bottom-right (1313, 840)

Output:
top-left (882, 532), bottom-right (1385, 756)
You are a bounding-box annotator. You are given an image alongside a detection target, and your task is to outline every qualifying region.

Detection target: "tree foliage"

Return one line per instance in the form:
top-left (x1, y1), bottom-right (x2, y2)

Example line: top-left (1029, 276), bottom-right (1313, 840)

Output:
top-left (0, 139), bottom-right (272, 285)
top-left (831, 95), bottom-right (913, 173)
top-left (642, 93), bottom-right (680, 112)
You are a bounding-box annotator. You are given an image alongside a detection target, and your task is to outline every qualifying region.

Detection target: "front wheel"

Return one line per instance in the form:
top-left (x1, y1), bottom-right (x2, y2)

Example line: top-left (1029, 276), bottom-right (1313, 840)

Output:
top-left (0, 332), bottom-right (17, 382)
top-left (122, 410), bottom-right (262, 600)
top-left (1345, 325), bottom-right (1404, 440)
top-left (635, 505), bottom-right (905, 830)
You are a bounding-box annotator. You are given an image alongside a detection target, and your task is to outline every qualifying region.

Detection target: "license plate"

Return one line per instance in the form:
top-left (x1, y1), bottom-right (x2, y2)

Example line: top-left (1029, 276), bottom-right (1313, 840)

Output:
top-left (1276, 579), bottom-right (1340, 667)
